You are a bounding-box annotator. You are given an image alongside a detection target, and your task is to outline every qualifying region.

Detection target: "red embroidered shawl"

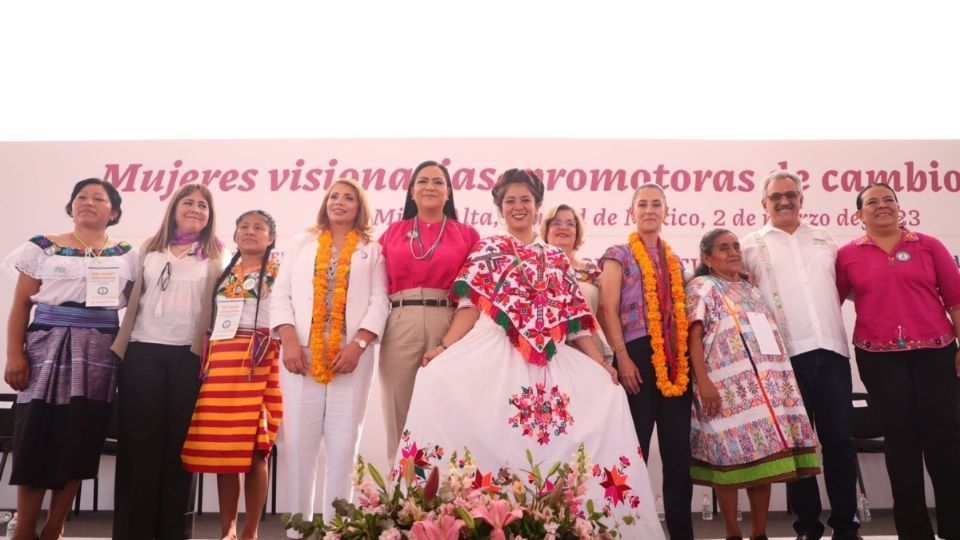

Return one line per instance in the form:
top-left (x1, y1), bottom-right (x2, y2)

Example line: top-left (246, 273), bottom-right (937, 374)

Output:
top-left (452, 235), bottom-right (596, 365)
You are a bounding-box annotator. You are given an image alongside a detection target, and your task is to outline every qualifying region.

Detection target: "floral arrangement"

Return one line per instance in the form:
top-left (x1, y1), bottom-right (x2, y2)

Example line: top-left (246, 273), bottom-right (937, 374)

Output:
top-left (628, 232), bottom-right (690, 397)
top-left (309, 229), bottom-right (360, 383)
top-left (282, 441), bottom-right (645, 540)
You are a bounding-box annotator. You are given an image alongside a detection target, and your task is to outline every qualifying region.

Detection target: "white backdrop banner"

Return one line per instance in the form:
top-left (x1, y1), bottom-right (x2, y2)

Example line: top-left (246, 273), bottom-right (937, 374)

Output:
top-left (1, 139), bottom-right (958, 512)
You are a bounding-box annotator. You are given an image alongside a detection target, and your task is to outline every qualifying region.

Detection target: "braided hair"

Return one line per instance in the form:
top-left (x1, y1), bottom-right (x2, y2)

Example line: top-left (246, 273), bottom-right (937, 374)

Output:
top-left (214, 210), bottom-right (278, 330)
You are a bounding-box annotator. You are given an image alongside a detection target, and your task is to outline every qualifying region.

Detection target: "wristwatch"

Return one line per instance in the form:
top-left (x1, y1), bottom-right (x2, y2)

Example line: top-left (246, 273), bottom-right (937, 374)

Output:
top-left (354, 338), bottom-right (369, 349)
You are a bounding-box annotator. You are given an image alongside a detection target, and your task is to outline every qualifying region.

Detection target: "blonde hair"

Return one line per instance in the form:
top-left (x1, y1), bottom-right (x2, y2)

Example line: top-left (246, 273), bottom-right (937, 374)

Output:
top-left (541, 204), bottom-right (586, 250)
top-left (142, 183), bottom-right (221, 259)
top-left (312, 178), bottom-right (374, 242)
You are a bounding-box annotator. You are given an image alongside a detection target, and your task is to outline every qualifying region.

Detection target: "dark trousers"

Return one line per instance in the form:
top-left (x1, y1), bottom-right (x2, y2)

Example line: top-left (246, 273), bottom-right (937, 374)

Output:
top-left (113, 342), bottom-right (202, 540)
top-left (621, 337), bottom-right (694, 540)
top-left (787, 349), bottom-right (860, 537)
top-left (856, 342), bottom-right (960, 540)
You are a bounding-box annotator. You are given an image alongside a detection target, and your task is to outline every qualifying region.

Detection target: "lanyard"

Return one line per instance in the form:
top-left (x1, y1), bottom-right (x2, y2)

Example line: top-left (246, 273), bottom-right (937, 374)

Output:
top-left (72, 232), bottom-right (111, 262)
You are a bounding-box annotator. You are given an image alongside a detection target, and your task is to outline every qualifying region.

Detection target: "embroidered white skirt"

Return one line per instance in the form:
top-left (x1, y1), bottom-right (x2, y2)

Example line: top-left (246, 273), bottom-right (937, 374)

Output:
top-left (400, 315), bottom-right (665, 538)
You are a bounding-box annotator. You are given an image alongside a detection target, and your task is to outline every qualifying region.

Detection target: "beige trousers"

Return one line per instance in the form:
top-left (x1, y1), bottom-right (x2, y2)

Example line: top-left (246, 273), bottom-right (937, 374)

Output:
top-left (378, 287), bottom-right (455, 462)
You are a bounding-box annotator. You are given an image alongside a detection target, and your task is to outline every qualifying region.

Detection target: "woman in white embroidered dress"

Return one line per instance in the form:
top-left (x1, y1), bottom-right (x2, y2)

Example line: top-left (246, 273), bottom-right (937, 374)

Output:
top-left (403, 169), bottom-right (664, 538)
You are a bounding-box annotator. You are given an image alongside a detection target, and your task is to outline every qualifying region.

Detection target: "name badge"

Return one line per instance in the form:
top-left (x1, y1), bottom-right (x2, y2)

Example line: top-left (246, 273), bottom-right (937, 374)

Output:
top-left (85, 265), bottom-right (121, 307)
top-left (745, 311), bottom-right (782, 356)
top-left (210, 298), bottom-right (245, 341)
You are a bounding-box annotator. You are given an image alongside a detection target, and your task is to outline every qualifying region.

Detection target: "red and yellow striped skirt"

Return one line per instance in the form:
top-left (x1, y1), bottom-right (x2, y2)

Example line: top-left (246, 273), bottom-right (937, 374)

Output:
top-left (181, 330), bottom-right (283, 473)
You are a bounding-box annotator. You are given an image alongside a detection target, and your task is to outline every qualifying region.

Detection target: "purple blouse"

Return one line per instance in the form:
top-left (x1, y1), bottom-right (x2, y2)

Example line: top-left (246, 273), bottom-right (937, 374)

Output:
top-left (600, 243), bottom-right (681, 344)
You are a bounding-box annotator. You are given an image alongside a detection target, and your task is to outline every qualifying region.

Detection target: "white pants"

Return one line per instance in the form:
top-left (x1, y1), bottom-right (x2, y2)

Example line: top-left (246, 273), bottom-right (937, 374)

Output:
top-left (283, 346), bottom-right (375, 521)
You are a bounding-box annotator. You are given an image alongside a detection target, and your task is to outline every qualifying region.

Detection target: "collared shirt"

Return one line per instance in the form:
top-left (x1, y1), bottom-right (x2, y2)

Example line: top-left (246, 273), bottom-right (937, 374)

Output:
top-left (741, 222), bottom-right (849, 358)
top-left (836, 228), bottom-right (960, 352)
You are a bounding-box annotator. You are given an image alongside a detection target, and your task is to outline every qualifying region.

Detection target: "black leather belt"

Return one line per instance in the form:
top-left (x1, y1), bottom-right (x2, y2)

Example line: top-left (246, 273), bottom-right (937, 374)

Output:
top-left (390, 299), bottom-right (454, 308)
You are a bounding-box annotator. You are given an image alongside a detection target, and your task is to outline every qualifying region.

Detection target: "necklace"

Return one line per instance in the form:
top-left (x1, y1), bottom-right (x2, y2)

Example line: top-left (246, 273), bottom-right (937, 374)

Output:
top-left (628, 232), bottom-right (690, 397)
top-left (72, 232), bottom-right (110, 260)
top-left (310, 229), bottom-right (360, 384)
top-left (409, 216), bottom-right (447, 260)
top-left (508, 236), bottom-right (547, 291)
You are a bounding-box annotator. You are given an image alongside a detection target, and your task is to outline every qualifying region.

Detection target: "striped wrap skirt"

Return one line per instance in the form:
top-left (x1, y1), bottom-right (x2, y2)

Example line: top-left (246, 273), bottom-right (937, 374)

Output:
top-left (181, 329), bottom-right (283, 473)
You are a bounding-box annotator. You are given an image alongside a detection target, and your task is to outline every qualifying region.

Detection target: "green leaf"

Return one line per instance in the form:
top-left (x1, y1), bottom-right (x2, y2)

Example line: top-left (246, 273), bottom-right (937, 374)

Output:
top-left (368, 463), bottom-right (387, 491)
top-left (546, 461), bottom-right (561, 479)
top-left (622, 515), bottom-right (634, 525)
top-left (586, 499), bottom-right (595, 515)
top-left (525, 449), bottom-right (534, 465)
top-left (456, 506), bottom-right (476, 530)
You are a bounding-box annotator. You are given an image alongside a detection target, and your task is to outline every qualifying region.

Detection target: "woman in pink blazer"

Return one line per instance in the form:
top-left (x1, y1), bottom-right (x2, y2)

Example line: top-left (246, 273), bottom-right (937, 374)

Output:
top-left (270, 178), bottom-right (389, 527)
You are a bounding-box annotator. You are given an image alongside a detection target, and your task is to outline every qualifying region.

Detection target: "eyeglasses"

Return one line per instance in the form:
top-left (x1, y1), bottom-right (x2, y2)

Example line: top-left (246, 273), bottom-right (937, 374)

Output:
top-left (766, 191), bottom-right (800, 203)
top-left (548, 219), bottom-right (578, 228)
top-left (157, 261), bottom-right (172, 291)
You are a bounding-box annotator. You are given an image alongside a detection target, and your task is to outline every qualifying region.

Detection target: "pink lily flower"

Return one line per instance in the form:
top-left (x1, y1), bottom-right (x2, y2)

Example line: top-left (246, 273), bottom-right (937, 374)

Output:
top-left (410, 515), bottom-right (465, 540)
top-left (470, 499), bottom-right (523, 540)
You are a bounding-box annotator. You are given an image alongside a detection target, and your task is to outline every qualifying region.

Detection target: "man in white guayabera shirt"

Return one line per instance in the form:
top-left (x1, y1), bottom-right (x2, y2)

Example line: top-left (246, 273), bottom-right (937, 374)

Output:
top-left (741, 170), bottom-right (861, 540)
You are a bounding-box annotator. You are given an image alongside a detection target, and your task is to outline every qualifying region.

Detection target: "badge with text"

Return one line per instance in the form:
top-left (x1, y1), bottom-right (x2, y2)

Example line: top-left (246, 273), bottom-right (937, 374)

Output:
top-left (746, 312), bottom-right (782, 356)
top-left (210, 298), bottom-right (245, 340)
top-left (85, 265), bottom-right (121, 307)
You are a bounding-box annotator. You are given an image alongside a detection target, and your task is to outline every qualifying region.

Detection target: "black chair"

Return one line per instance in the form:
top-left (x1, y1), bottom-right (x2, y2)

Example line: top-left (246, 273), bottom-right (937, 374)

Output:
top-left (0, 394), bottom-right (16, 482)
top-left (73, 397), bottom-right (120, 515)
top-left (850, 391), bottom-right (885, 497)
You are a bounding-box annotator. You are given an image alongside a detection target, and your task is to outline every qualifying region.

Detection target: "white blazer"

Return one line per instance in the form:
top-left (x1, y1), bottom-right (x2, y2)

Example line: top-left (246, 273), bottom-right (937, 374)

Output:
top-left (270, 231), bottom-right (389, 348)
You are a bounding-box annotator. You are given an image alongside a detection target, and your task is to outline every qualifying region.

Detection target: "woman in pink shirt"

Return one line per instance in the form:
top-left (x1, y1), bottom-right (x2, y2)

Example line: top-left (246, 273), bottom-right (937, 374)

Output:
top-left (836, 183), bottom-right (960, 540)
top-left (378, 160), bottom-right (480, 462)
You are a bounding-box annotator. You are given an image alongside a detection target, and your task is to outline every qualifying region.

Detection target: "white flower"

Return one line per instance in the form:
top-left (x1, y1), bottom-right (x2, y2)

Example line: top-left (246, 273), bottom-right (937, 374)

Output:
top-left (378, 527), bottom-right (402, 540)
top-left (323, 532), bottom-right (342, 540)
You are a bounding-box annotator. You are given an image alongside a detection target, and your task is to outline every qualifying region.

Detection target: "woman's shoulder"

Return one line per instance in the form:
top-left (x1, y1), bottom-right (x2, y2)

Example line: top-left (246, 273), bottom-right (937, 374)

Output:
top-left (599, 243), bottom-right (630, 264)
top-left (449, 219), bottom-right (480, 237)
top-left (380, 218), bottom-right (413, 240)
top-left (474, 234), bottom-right (511, 250)
top-left (685, 275), bottom-right (718, 293)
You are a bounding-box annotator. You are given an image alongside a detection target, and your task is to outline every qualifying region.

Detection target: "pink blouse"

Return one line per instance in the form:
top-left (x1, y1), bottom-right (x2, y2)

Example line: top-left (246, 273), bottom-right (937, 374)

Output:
top-left (379, 217), bottom-right (480, 295)
top-left (836, 229), bottom-right (960, 352)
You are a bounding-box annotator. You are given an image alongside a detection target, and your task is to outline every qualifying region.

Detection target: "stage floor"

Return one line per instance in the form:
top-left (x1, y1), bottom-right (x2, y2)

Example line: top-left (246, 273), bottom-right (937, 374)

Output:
top-left (40, 509), bottom-right (927, 539)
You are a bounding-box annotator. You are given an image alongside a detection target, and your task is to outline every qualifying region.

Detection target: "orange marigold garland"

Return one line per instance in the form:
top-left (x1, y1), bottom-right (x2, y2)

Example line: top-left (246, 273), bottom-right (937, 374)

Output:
top-left (310, 229), bottom-right (360, 384)
top-left (628, 232), bottom-right (690, 397)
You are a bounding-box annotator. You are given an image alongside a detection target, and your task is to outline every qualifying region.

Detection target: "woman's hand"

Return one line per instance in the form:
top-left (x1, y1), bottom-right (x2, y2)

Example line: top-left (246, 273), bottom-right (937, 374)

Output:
top-left (4, 350), bottom-right (30, 391)
top-left (422, 345), bottom-right (445, 367)
top-left (281, 342), bottom-right (307, 375)
top-left (332, 342), bottom-right (363, 374)
top-left (698, 382), bottom-right (722, 418)
top-left (617, 355), bottom-right (643, 394)
top-left (603, 362), bottom-right (620, 385)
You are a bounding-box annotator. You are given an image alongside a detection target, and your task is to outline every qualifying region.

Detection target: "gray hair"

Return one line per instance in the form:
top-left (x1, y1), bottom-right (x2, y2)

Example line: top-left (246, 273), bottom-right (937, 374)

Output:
top-left (761, 170), bottom-right (803, 196)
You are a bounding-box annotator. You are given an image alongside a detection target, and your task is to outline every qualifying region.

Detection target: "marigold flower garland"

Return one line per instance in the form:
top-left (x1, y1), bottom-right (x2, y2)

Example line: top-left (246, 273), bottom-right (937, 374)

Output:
top-left (310, 229), bottom-right (360, 384)
top-left (629, 232), bottom-right (690, 397)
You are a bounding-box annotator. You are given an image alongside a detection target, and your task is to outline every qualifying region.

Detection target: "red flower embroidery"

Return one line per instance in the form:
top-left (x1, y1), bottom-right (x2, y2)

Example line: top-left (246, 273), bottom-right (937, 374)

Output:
top-left (599, 467), bottom-right (631, 507)
top-left (507, 384), bottom-right (573, 445)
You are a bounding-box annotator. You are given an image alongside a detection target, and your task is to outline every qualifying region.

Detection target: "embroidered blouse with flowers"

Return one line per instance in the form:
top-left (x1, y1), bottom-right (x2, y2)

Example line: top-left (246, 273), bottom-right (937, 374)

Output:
top-left (836, 228), bottom-right (960, 352)
top-left (216, 251), bottom-right (281, 329)
top-left (599, 243), bottom-right (682, 345)
top-left (452, 235), bottom-right (595, 365)
top-left (3, 235), bottom-right (137, 307)
top-left (379, 218), bottom-right (480, 294)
